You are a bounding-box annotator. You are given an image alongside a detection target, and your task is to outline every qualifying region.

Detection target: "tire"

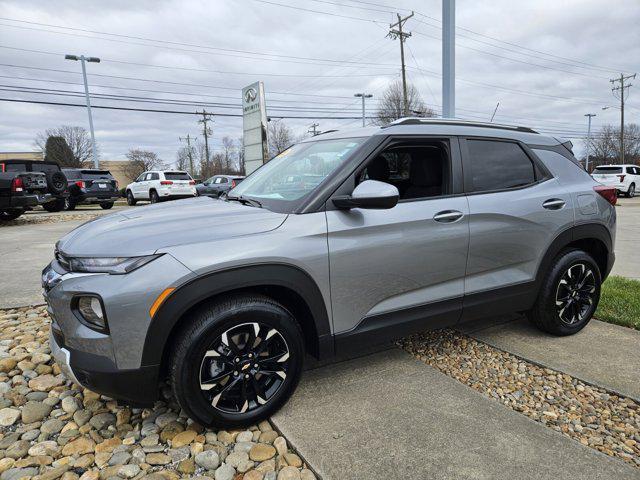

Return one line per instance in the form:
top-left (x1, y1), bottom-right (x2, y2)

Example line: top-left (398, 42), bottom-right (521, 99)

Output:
top-left (43, 198), bottom-right (66, 212)
top-left (126, 191), bottom-right (137, 206)
top-left (150, 190), bottom-right (159, 204)
top-left (100, 202), bottom-right (114, 210)
top-left (527, 249), bottom-right (601, 336)
top-left (0, 209), bottom-right (24, 221)
top-left (46, 171), bottom-right (68, 195)
top-left (169, 294), bottom-right (304, 428)
top-left (627, 183), bottom-right (635, 198)
top-left (65, 198), bottom-right (76, 211)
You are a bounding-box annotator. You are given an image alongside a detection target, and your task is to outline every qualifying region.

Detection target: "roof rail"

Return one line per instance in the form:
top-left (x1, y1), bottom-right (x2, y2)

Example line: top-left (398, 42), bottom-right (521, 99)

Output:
top-left (382, 117), bottom-right (538, 134)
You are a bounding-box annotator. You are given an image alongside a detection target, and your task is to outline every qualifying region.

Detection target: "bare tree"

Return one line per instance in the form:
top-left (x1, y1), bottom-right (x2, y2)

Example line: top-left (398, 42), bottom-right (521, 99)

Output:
top-left (221, 136), bottom-right (236, 173)
top-left (268, 119), bottom-right (293, 158)
top-left (375, 80), bottom-right (435, 125)
top-left (175, 146), bottom-right (190, 172)
top-left (123, 149), bottom-right (166, 180)
top-left (584, 123), bottom-right (640, 170)
top-left (236, 137), bottom-right (245, 175)
top-left (35, 126), bottom-right (96, 167)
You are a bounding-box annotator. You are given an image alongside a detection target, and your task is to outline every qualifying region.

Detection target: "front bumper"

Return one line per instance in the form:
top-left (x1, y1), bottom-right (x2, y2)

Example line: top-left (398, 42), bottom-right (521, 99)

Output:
top-left (49, 324), bottom-right (159, 406)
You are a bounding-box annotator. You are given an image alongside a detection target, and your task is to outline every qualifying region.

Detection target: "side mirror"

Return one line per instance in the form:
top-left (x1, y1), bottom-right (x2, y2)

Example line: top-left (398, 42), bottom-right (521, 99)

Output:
top-left (332, 180), bottom-right (399, 210)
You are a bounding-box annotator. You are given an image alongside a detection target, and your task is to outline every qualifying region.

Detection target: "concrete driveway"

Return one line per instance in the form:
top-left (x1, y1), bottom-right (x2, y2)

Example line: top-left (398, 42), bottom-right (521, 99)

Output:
top-left (612, 196), bottom-right (640, 279)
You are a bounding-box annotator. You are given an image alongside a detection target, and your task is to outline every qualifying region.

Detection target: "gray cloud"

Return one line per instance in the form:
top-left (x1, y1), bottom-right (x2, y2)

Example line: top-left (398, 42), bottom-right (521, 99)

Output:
top-left (0, 0), bottom-right (638, 163)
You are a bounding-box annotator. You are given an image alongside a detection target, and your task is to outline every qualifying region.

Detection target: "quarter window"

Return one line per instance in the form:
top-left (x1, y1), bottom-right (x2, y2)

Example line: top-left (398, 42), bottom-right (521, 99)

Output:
top-left (467, 140), bottom-right (536, 192)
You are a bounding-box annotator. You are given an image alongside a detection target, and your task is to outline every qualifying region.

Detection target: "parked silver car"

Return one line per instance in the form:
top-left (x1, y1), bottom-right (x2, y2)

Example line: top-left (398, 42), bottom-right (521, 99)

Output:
top-left (43, 118), bottom-right (616, 427)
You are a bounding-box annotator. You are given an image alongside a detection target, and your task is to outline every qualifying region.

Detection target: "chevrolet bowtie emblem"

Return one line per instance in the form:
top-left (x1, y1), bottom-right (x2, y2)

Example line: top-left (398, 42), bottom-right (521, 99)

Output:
top-left (241, 364), bottom-right (251, 371)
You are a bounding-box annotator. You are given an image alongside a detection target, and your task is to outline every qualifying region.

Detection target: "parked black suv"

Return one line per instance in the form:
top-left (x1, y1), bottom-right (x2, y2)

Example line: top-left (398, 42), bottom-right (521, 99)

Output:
top-left (62, 169), bottom-right (120, 210)
top-left (0, 160), bottom-right (68, 212)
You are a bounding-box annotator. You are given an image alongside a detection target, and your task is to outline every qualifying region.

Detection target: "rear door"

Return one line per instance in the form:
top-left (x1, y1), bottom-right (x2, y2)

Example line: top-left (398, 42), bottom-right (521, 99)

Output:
top-left (592, 166), bottom-right (623, 186)
top-left (81, 170), bottom-right (116, 196)
top-left (460, 137), bottom-right (574, 320)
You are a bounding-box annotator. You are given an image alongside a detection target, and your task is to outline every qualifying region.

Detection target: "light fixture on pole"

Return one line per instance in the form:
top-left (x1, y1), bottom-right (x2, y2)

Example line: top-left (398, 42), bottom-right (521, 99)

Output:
top-left (354, 93), bottom-right (373, 127)
top-left (584, 113), bottom-right (596, 172)
top-left (65, 54), bottom-right (100, 168)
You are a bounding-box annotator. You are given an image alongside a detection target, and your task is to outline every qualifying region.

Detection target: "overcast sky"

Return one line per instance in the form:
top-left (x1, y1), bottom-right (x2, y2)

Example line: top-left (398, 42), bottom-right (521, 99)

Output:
top-left (1, 0), bottom-right (639, 164)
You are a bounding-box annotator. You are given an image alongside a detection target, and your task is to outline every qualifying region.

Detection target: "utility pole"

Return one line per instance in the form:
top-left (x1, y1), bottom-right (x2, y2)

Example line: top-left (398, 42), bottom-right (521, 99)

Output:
top-left (442, 0), bottom-right (455, 118)
top-left (65, 54), bottom-right (100, 168)
top-left (198, 110), bottom-right (213, 172)
top-left (388, 12), bottom-right (414, 116)
top-left (610, 73), bottom-right (636, 163)
top-left (308, 123), bottom-right (320, 136)
top-left (354, 93), bottom-right (373, 127)
top-left (584, 113), bottom-right (596, 172)
top-left (179, 134), bottom-right (197, 177)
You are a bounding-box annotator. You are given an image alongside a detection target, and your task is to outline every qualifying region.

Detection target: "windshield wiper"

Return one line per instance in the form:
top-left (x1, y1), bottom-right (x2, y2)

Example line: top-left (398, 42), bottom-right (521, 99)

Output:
top-left (226, 195), bottom-right (262, 208)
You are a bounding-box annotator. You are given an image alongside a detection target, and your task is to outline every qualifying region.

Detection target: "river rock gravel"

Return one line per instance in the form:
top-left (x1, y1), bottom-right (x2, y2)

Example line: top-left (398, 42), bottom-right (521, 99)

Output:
top-left (0, 306), bottom-right (316, 480)
top-left (398, 329), bottom-right (640, 469)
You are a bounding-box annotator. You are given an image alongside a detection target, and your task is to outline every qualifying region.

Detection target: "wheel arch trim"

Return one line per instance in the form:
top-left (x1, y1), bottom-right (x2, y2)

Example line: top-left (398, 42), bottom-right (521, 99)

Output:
top-left (535, 222), bottom-right (613, 287)
top-left (140, 263), bottom-right (333, 367)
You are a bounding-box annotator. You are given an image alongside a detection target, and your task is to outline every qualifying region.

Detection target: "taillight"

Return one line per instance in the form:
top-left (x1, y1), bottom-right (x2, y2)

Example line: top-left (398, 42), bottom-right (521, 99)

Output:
top-left (593, 185), bottom-right (617, 206)
top-left (160, 180), bottom-right (173, 185)
top-left (618, 175), bottom-right (626, 182)
top-left (189, 180), bottom-right (195, 185)
top-left (75, 180), bottom-right (85, 189)
top-left (0, 163), bottom-right (4, 173)
top-left (231, 180), bottom-right (236, 188)
top-left (11, 177), bottom-right (24, 193)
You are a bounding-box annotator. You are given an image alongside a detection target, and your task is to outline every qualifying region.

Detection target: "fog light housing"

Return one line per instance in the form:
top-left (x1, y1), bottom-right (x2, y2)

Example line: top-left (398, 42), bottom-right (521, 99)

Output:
top-left (75, 295), bottom-right (108, 332)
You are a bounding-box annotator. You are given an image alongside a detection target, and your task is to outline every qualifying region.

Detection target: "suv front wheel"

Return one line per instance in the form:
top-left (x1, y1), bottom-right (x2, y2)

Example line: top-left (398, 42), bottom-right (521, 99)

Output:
top-left (527, 249), bottom-right (601, 335)
top-left (169, 294), bottom-right (304, 428)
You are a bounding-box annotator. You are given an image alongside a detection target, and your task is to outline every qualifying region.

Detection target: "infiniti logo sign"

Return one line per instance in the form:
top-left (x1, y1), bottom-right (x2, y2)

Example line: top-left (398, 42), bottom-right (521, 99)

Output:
top-left (244, 87), bottom-right (257, 104)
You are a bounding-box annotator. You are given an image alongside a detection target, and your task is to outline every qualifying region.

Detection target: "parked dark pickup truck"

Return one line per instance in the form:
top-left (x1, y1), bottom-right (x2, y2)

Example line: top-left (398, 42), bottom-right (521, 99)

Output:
top-left (0, 160), bottom-right (68, 212)
top-left (0, 171), bottom-right (52, 220)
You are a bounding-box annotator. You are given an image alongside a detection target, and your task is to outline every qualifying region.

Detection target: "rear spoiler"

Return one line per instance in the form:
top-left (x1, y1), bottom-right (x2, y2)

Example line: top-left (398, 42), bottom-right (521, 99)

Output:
top-left (554, 137), bottom-right (574, 154)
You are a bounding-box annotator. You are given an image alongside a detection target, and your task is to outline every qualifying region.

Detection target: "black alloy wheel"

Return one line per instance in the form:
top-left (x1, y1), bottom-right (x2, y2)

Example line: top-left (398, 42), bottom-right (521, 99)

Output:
top-left (555, 263), bottom-right (597, 326)
top-left (150, 190), bottom-right (159, 203)
top-left (126, 191), bottom-right (137, 206)
top-left (199, 322), bottom-right (291, 414)
top-left (169, 294), bottom-right (304, 428)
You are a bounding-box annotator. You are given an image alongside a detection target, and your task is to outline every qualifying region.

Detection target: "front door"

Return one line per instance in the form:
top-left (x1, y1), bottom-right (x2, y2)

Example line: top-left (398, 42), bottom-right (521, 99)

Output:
top-left (327, 138), bottom-right (469, 348)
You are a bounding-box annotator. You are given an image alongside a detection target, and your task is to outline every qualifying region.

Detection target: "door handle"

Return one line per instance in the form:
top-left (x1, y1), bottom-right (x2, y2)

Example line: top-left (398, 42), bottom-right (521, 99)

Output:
top-left (542, 199), bottom-right (566, 210)
top-left (433, 210), bottom-right (464, 223)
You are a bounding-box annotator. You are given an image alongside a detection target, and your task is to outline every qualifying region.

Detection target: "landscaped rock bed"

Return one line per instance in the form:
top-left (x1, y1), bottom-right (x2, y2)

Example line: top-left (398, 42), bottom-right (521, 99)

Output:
top-left (0, 306), bottom-right (316, 480)
top-left (399, 330), bottom-right (640, 469)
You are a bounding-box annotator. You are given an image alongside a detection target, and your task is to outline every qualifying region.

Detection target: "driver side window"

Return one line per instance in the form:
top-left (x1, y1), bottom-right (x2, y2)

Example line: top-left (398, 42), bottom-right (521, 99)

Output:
top-left (359, 142), bottom-right (450, 201)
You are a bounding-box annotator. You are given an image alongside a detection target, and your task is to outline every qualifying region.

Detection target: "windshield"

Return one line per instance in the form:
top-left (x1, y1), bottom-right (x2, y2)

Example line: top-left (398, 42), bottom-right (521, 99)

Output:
top-left (229, 137), bottom-right (367, 212)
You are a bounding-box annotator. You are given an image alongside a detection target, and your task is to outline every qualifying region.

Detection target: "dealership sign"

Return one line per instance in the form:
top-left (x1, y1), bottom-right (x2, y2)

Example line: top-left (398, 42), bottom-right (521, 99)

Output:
top-left (242, 82), bottom-right (269, 174)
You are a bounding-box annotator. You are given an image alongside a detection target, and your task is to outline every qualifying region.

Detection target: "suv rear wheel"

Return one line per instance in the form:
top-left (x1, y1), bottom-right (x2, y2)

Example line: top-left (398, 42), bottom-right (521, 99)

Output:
top-left (126, 190), bottom-right (137, 206)
top-left (169, 294), bottom-right (304, 428)
top-left (627, 183), bottom-right (635, 198)
top-left (0, 209), bottom-right (24, 221)
top-left (100, 202), bottom-right (114, 210)
top-left (150, 190), bottom-right (159, 204)
top-left (527, 249), bottom-right (601, 335)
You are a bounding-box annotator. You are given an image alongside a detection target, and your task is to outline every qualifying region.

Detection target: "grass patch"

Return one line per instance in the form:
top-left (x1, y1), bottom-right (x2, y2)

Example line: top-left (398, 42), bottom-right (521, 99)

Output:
top-left (596, 275), bottom-right (640, 330)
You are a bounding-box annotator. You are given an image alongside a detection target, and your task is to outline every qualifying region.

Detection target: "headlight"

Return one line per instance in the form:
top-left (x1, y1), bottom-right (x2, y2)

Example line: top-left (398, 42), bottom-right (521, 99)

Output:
top-left (67, 254), bottom-right (162, 274)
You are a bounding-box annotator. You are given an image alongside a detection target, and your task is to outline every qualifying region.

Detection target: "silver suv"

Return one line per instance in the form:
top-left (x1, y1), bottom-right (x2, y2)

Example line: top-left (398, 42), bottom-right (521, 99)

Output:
top-left (43, 119), bottom-right (617, 427)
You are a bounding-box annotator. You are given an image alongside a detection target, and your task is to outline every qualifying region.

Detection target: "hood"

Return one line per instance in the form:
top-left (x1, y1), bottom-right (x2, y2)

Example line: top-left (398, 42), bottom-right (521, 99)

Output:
top-left (57, 197), bottom-right (287, 257)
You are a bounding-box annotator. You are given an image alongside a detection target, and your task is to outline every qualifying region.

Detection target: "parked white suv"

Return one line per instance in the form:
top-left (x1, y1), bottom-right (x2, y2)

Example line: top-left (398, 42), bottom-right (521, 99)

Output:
top-left (126, 170), bottom-right (196, 205)
top-left (591, 164), bottom-right (640, 198)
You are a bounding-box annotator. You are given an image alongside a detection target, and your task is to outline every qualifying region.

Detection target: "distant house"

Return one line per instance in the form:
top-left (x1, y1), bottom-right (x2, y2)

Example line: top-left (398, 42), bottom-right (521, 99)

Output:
top-left (0, 151), bottom-right (43, 161)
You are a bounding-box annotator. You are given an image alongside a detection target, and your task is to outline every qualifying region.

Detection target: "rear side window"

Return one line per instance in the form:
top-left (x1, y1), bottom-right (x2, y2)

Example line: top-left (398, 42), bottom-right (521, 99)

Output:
top-left (164, 172), bottom-right (192, 180)
top-left (80, 170), bottom-right (113, 179)
top-left (2, 163), bottom-right (27, 172)
top-left (593, 166), bottom-right (623, 174)
top-left (466, 140), bottom-right (536, 192)
top-left (37, 163), bottom-right (61, 173)
top-left (63, 169), bottom-right (80, 179)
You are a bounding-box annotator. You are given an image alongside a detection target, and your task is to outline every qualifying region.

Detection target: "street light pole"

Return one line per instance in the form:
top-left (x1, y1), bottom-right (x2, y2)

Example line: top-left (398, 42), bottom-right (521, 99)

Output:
top-left (584, 113), bottom-right (596, 172)
top-left (442, 0), bottom-right (455, 118)
top-left (65, 54), bottom-right (100, 168)
top-left (354, 93), bottom-right (373, 127)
